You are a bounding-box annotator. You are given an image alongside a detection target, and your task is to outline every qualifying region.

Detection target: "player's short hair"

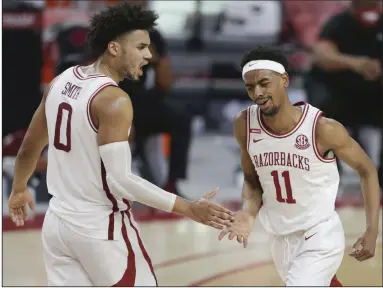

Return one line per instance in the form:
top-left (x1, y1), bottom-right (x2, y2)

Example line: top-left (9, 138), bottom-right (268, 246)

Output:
top-left (240, 45), bottom-right (289, 72)
top-left (87, 3), bottom-right (158, 58)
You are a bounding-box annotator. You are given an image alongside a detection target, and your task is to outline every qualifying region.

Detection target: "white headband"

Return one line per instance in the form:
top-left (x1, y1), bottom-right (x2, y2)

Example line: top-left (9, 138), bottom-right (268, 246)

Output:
top-left (242, 60), bottom-right (286, 80)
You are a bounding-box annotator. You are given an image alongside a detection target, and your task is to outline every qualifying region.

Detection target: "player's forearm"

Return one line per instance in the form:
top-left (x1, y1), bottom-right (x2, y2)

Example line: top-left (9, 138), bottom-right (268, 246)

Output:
top-left (12, 149), bottom-right (41, 191)
top-left (106, 170), bottom-right (177, 212)
top-left (106, 171), bottom-right (193, 216)
top-left (100, 141), bottom-right (178, 212)
top-left (241, 178), bottom-right (262, 218)
top-left (360, 168), bottom-right (381, 233)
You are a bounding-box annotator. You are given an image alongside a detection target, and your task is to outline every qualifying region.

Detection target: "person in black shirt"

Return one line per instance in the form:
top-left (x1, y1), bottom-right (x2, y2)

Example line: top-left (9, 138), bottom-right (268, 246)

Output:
top-left (311, 0), bottom-right (382, 185)
top-left (120, 28), bottom-right (192, 196)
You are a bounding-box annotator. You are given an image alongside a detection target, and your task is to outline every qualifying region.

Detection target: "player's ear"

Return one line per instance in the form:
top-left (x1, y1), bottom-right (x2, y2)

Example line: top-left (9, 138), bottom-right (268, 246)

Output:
top-left (107, 41), bottom-right (120, 57)
top-left (282, 73), bottom-right (289, 88)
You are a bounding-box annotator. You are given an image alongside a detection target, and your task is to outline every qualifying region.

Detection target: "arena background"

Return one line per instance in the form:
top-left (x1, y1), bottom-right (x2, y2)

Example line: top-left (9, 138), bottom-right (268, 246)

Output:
top-left (2, 0), bottom-right (382, 286)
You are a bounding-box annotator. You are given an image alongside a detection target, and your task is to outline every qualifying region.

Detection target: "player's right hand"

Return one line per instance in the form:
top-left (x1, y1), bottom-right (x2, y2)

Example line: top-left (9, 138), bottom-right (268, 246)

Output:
top-left (8, 187), bottom-right (35, 227)
top-left (218, 210), bottom-right (255, 248)
top-left (188, 188), bottom-right (235, 230)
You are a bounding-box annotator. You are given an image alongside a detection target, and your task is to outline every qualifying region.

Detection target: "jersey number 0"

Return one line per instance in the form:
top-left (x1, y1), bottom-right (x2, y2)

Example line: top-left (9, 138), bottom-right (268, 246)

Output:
top-left (54, 102), bottom-right (73, 152)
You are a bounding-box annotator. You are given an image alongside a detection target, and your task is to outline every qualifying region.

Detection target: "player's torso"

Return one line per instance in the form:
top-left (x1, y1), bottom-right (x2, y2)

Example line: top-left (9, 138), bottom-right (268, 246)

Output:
top-left (247, 102), bottom-right (340, 235)
top-left (44, 66), bottom-right (126, 239)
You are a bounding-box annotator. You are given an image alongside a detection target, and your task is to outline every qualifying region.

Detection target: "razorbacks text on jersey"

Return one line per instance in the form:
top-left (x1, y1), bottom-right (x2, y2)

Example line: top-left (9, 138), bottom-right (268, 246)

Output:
top-left (247, 102), bottom-right (340, 235)
top-left (45, 66), bottom-right (131, 240)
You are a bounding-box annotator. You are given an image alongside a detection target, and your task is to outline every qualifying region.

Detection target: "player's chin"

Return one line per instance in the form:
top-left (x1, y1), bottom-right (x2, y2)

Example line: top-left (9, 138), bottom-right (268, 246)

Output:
top-left (261, 106), bottom-right (278, 117)
top-left (128, 72), bottom-right (140, 81)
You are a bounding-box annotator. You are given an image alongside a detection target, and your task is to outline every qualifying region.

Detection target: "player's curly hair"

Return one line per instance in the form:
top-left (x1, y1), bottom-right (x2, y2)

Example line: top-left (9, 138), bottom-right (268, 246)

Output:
top-left (240, 45), bottom-right (289, 72)
top-left (87, 3), bottom-right (158, 58)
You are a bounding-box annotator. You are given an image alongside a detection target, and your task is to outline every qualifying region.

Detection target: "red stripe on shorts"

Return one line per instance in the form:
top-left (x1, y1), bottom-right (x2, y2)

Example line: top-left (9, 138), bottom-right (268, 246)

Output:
top-left (123, 200), bottom-right (158, 286)
top-left (112, 212), bottom-right (137, 286)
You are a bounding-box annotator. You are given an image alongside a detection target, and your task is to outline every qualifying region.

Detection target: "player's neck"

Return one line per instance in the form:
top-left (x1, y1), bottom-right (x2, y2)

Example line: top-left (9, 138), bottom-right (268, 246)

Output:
top-left (92, 58), bottom-right (122, 83)
top-left (262, 104), bottom-right (302, 135)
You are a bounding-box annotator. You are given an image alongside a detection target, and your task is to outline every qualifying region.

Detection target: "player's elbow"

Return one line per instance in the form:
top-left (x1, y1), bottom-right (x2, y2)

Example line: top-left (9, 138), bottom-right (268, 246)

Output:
top-left (356, 160), bottom-right (378, 179)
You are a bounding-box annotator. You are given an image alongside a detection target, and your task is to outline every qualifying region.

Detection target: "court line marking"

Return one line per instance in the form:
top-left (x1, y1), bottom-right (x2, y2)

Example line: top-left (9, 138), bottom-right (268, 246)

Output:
top-left (189, 240), bottom-right (383, 286)
top-left (154, 232), bottom-right (381, 269)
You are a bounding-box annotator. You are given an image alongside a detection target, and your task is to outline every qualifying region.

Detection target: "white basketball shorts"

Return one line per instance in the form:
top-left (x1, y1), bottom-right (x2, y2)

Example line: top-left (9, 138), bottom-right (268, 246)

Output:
top-left (269, 211), bottom-right (345, 286)
top-left (41, 208), bottom-right (157, 286)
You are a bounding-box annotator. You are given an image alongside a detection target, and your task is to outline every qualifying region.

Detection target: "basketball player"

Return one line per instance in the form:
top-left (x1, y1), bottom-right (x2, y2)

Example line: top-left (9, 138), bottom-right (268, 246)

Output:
top-left (218, 46), bottom-right (381, 286)
top-left (8, 4), bottom-right (234, 286)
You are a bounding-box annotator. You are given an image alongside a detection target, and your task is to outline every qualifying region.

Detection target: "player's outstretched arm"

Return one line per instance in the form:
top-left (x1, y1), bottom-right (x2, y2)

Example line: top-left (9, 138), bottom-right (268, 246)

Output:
top-left (316, 116), bottom-right (380, 261)
top-left (218, 109), bottom-right (264, 247)
top-left (94, 87), bottom-right (234, 230)
top-left (8, 79), bottom-right (55, 226)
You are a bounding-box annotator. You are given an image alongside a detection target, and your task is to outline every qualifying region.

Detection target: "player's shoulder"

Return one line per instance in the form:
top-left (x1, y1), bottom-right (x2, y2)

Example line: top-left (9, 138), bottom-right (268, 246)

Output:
top-left (234, 107), bottom-right (253, 142)
top-left (234, 104), bottom-right (258, 124)
top-left (315, 115), bottom-right (348, 145)
top-left (92, 85), bottom-right (132, 115)
top-left (316, 116), bottom-right (343, 134)
top-left (235, 108), bottom-right (247, 124)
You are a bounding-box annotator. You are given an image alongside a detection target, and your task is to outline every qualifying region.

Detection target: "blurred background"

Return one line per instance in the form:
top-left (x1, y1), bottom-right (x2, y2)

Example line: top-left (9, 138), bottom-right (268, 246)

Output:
top-left (2, 0), bottom-right (382, 286)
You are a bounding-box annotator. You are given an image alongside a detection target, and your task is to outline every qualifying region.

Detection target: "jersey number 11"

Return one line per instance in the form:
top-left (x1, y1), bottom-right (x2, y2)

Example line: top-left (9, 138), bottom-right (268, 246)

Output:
top-left (271, 170), bottom-right (296, 204)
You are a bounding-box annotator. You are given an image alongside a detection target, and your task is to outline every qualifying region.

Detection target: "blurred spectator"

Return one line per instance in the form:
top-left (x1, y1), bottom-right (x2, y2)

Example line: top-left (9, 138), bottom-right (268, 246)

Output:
top-left (310, 0), bottom-right (382, 184)
top-left (120, 28), bottom-right (192, 196)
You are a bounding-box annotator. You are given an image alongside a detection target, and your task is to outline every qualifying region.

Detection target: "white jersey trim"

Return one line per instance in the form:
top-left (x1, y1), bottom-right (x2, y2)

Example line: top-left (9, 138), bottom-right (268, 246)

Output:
top-left (246, 107), bottom-right (250, 151)
top-left (73, 65), bottom-right (109, 81)
top-left (312, 110), bottom-right (337, 163)
top-left (257, 102), bottom-right (309, 138)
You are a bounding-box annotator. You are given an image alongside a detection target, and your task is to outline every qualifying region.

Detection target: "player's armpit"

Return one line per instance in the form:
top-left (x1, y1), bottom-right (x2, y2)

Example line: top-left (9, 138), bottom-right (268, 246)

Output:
top-left (93, 86), bottom-right (133, 146)
top-left (234, 110), bottom-right (263, 218)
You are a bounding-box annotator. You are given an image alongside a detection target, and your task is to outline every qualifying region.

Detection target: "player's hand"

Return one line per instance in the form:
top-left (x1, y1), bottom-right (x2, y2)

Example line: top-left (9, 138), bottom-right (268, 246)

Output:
top-left (8, 187), bottom-right (35, 227)
top-left (218, 210), bottom-right (255, 248)
top-left (188, 188), bottom-right (235, 230)
top-left (349, 228), bottom-right (378, 261)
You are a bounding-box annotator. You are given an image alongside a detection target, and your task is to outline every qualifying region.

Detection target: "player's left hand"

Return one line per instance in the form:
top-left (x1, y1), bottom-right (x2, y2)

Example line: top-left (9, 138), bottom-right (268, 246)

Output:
top-left (349, 228), bottom-right (378, 261)
top-left (8, 187), bottom-right (35, 227)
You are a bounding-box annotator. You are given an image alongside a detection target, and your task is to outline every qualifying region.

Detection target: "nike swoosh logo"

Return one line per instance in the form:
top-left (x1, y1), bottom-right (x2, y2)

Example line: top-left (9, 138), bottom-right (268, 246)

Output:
top-left (305, 233), bottom-right (317, 241)
top-left (253, 138), bottom-right (264, 143)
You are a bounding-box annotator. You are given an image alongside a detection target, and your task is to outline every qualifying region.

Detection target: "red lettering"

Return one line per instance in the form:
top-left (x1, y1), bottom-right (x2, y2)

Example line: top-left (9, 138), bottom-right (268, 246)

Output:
top-left (264, 152), bottom-right (269, 166)
top-left (253, 155), bottom-right (259, 168)
top-left (304, 158), bottom-right (310, 171)
top-left (259, 154), bottom-right (264, 167)
top-left (268, 152), bottom-right (274, 166)
top-left (292, 154), bottom-right (298, 168)
top-left (274, 152), bottom-right (280, 166)
top-left (287, 153), bottom-right (292, 167)
top-left (280, 152), bottom-right (286, 166)
top-left (298, 155), bottom-right (304, 170)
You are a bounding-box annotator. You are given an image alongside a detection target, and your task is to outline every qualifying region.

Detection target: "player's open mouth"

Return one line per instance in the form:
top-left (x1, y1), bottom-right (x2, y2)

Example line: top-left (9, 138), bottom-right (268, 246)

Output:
top-left (256, 98), bottom-right (270, 108)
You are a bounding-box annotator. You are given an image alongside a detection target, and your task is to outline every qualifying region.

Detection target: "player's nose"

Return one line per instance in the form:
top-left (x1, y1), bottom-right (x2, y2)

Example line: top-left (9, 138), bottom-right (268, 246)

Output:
top-left (145, 49), bottom-right (152, 61)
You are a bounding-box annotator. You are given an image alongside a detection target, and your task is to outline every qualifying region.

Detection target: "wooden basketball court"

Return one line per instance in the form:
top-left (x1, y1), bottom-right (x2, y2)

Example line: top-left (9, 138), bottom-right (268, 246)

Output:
top-left (2, 207), bottom-right (382, 286)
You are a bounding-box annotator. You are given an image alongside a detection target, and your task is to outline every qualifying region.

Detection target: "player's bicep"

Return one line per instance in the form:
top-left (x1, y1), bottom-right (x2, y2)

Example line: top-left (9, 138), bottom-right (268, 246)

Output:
top-left (335, 136), bottom-right (375, 176)
top-left (319, 118), bottom-right (375, 175)
top-left (19, 89), bottom-right (49, 155)
top-left (95, 88), bottom-right (133, 146)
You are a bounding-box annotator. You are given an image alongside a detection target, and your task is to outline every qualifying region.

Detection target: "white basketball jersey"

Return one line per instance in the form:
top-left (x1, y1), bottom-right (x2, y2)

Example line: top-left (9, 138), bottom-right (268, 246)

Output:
top-left (45, 65), bottom-right (128, 240)
top-left (247, 102), bottom-right (340, 235)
